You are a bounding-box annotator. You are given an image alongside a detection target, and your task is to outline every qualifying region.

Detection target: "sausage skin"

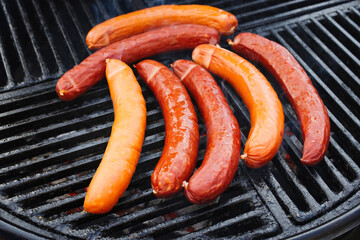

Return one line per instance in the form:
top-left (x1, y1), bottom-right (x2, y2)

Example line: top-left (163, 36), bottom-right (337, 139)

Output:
top-left (193, 44), bottom-right (284, 168)
top-left (136, 60), bottom-right (199, 198)
top-left (172, 60), bottom-right (241, 204)
top-left (86, 5), bottom-right (237, 50)
top-left (84, 59), bottom-right (146, 214)
top-left (56, 24), bottom-right (220, 101)
top-left (230, 33), bottom-right (330, 166)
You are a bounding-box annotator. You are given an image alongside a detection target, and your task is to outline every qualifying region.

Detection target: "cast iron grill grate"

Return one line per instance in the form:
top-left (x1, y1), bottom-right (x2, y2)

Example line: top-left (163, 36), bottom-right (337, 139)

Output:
top-left (0, 0), bottom-right (359, 239)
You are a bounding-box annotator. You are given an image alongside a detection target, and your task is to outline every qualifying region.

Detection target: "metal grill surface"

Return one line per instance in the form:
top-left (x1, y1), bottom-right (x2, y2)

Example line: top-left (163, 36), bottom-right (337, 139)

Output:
top-left (0, 0), bottom-right (359, 239)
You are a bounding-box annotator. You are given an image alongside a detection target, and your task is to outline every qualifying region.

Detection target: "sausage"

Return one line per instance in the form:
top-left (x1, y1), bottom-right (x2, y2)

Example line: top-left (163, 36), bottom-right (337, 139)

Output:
top-left (229, 32), bottom-right (330, 166)
top-left (86, 5), bottom-right (237, 50)
top-left (192, 44), bottom-right (284, 168)
top-left (84, 59), bottom-right (146, 214)
top-left (135, 60), bottom-right (199, 198)
top-left (56, 24), bottom-right (220, 101)
top-left (172, 60), bottom-right (241, 204)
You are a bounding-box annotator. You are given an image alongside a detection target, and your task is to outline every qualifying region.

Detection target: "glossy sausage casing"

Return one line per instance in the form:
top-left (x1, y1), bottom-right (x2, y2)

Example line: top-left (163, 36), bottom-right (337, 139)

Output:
top-left (56, 24), bottom-right (220, 101)
top-left (172, 60), bottom-right (241, 204)
top-left (86, 4), bottom-right (237, 50)
top-left (193, 44), bottom-right (284, 168)
top-left (136, 60), bottom-right (199, 198)
top-left (84, 59), bottom-right (146, 214)
top-left (230, 32), bottom-right (330, 166)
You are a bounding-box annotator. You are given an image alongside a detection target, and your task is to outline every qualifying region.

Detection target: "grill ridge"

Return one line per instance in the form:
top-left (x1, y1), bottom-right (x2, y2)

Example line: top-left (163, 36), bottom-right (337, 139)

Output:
top-left (302, 19), bottom-right (360, 99)
top-left (30, 0), bottom-right (64, 78)
top-left (0, 0), bottom-right (31, 81)
top-left (15, 0), bottom-right (47, 79)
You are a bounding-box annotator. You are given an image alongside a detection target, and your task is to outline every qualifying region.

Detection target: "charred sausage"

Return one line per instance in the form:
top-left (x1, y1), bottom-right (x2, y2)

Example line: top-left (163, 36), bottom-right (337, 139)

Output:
top-left (86, 5), bottom-right (237, 50)
top-left (136, 60), bottom-right (199, 198)
top-left (56, 24), bottom-right (220, 101)
top-left (84, 59), bottom-right (146, 214)
top-left (229, 32), bottom-right (330, 166)
top-left (192, 44), bottom-right (284, 168)
top-left (172, 60), bottom-right (241, 204)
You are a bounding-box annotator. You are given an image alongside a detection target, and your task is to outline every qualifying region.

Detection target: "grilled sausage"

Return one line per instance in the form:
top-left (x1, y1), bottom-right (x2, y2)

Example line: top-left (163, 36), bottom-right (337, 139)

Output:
top-left (229, 32), bottom-right (330, 166)
top-left (192, 44), bottom-right (284, 168)
top-left (86, 5), bottom-right (237, 50)
top-left (56, 24), bottom-right (220, 101)
top-left (172, 60), bottom-right (241, 204)
top-left (136, 60), bottom-right (199, 198)
top-left (84, 59), bottom-right (146, 214)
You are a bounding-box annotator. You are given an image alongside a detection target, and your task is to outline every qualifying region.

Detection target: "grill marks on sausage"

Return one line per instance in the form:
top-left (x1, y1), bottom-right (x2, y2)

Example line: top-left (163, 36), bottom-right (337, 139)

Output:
top-left (193, 44), bottom-right (284, 168)
top-left (56, 24), bottom-right (220, 101)
top-left (136, 60), bottom-right (199, 198)
top-left (230, 32), bottom-right (330, 166)
top-left (85, 4), bottom-right (238, 50)
top-left (84, 59), bottom-right (146, 214)
top-left (172, 60), bottom-right (241, 204)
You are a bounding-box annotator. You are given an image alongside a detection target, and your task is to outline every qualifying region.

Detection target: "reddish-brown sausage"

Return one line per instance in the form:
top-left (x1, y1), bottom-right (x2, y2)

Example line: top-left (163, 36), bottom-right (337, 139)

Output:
top-left (172, 60), bottom-right (241, 204)
top-left (56, 24), bottom-right (220, 101)
top-left (229, 32), bottom-right (330, 166)
top-left (136, 60), bottom-right (199, 198)
top-left (86, 4), bottom-right (238, 50)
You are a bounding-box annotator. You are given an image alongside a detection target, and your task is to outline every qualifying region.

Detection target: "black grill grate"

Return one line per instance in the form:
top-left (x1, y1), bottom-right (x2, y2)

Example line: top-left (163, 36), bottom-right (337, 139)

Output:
top-left (0, 0), bottom-right (360, 239)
